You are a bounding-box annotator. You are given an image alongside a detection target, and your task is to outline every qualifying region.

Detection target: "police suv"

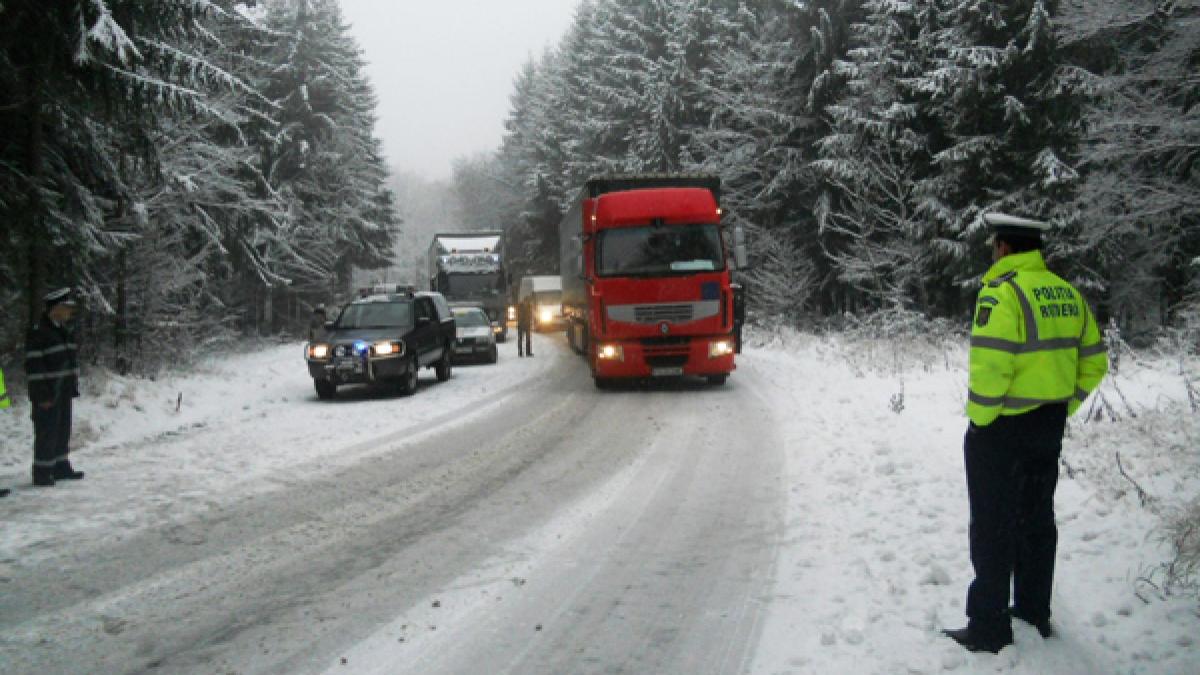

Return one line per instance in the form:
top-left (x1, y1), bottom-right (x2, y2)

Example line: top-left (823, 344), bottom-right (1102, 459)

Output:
top-left (305, 287), bottom-right (456, 400)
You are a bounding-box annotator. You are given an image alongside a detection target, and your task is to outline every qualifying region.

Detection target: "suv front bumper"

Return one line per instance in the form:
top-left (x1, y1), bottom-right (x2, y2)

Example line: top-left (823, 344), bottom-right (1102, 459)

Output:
top-left (307, 354), bottom-right (411, 385)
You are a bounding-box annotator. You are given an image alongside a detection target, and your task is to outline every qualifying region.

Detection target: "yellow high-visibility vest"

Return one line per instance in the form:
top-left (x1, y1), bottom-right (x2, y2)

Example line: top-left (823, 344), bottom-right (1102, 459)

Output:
top-left (967, 250), bottom-right (1108, 426)
top-left (0, 367), bottom-right (10, 409)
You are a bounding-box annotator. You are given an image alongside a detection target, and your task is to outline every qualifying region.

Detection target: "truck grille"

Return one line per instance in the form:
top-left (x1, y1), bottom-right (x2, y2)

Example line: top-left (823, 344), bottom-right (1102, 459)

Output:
top-left (633, 304), bottom-right (694, 323)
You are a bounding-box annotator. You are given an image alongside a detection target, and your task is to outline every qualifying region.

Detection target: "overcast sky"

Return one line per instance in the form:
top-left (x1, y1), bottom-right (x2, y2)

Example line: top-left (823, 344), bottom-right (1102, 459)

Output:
top-left (338, 0), bottom-right (579, 181)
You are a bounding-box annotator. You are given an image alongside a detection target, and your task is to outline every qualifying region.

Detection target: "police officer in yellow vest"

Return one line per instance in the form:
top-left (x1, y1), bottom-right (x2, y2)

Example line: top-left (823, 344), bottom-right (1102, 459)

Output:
top-left (943, 213), bottom-right (1108, 653)
top-left (0, 366), bottom-right (10, 497)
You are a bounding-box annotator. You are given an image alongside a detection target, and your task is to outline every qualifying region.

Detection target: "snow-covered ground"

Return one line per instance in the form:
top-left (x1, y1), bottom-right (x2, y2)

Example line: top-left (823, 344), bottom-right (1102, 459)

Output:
top-left (1, 328), bottom-right (1196, 674)
top-left (0, 338), bottom-right (555, 561)
top-left (746, 327), bottom-right (1199, 675)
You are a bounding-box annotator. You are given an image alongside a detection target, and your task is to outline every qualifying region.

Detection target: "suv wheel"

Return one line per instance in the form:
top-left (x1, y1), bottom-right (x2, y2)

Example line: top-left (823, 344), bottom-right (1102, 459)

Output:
top-left (398, 356), bottom-right (419, 395)
top-left (435, 343), bottom-right (453, 382)
top-left (314, 379), bottom-right (337, 400)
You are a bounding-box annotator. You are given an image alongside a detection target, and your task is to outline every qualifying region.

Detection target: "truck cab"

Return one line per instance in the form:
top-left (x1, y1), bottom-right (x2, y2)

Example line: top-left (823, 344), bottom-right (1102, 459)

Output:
top-left (559, 175), bottom-right (747, 388)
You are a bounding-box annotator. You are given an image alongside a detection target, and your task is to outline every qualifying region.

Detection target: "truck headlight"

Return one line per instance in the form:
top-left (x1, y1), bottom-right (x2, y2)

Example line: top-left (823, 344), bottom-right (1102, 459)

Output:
top-left (308, 343), bottom-right (331, 360)
top-left (372, 341), bottom-right (404, 356)
top-left (708, 339), bottom-right (734, 358)
top-left (596, 343), bottom-right (624, 361)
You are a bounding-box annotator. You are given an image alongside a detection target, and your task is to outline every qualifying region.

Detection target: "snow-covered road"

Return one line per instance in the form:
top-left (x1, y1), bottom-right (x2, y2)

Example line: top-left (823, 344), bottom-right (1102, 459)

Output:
top-left (1, 330), bottom-right (1196, 674)
top-left (1, 335), bottom-right (785, 674)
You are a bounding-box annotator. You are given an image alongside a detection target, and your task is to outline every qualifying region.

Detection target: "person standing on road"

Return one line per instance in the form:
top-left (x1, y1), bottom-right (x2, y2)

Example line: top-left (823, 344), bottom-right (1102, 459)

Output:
top-left (516, 298), bottom-right (533, 358)
top-left (0, 365), bottom-right (10, 497)
top-left (308, 303), bottom-right (328, 342)
top-left (25, 287), bottom-right (86, 487)
top-left (942, 213), bottom-right (1108, 653)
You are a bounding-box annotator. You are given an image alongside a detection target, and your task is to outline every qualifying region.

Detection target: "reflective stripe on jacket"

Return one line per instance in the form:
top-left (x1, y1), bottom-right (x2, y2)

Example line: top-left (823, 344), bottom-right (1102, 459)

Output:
top-left (0, 367), bottom-right (10, 409)
top-left (967, 250), bottom-right (1108, 426)
top-left (24, 316), bottom-right (80, 404)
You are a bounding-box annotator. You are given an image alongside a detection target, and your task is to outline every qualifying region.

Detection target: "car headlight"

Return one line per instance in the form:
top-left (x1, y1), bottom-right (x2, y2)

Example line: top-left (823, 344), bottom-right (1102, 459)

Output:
top-left (708, 339), bottom-right (734, 358)
top-left (372, 341), bottom-right (404, 356)
top-left (492, 322), bottom-right (502, 333)
top-left (539, 308), bottom-right (554, 324)
top-left (308, 343), bottom-right (331, 360)
top-left (596, 343), bottom-right (624, 361)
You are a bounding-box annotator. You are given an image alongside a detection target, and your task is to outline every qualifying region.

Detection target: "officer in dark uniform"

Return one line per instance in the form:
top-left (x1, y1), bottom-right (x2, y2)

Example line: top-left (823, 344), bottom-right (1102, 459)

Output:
top-left (24, 287), bottom-right (85, 487)
top-left (516, 298), bottom-right (533, 358)
top-left (308, 303), bottom-right (328, 342)
top-left (943, 214), bottom-right (1108, 652)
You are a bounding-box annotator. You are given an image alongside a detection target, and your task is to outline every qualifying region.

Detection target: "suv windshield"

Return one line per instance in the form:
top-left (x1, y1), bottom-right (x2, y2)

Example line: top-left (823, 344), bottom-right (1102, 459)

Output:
top-left (596, 223), bottom-right (725, 277)
top-left (452, 309), bottom-right (489, 327)
top-left (336, 302), bottom-right (412, 329)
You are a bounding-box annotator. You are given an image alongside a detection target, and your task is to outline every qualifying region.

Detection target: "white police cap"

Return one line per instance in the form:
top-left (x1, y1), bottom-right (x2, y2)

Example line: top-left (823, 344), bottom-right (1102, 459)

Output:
top-left (983, 212), bottom-right (1051, 234)
top-left (44, 287), bottom-right (77, 307)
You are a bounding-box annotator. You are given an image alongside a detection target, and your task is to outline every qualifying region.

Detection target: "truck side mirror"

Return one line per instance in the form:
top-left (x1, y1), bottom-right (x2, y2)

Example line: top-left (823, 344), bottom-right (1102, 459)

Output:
top-left (733, 226), bottom-right (749, 270)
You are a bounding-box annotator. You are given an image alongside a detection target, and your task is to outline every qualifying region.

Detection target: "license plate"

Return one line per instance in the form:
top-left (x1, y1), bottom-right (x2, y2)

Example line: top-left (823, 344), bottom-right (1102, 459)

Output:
top-left (651, 367), bottom-right (684, 377)
top-left (455, 346), bottom-right (473, 354)
top-left (336, 358), bottom-right (362, 372)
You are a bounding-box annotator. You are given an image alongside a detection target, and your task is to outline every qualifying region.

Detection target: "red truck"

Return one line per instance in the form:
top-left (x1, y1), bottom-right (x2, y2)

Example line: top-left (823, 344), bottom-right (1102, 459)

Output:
top-left (559, 175), bottom-right (747, 388)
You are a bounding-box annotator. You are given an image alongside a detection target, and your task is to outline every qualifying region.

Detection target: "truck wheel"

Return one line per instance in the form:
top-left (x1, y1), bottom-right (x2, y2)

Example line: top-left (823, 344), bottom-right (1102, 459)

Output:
top-left (399, 356), bottom-right (419, 395)
top-left (435, 345), bottom-right (453, 382)
top-left (314, 379), bottom-right (337, 400)
top-left (706, 374), bottom-right (728, 386)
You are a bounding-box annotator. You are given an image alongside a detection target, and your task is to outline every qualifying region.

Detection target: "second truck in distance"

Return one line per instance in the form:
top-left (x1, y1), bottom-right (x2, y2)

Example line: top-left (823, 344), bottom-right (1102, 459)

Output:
top-left (428, 232), bottom-right (508, 342)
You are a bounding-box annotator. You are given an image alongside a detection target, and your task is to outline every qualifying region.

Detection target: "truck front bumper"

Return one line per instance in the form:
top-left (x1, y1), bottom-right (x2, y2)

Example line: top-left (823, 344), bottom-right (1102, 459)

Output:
top-left (591, 335), bottom-right (735, 379)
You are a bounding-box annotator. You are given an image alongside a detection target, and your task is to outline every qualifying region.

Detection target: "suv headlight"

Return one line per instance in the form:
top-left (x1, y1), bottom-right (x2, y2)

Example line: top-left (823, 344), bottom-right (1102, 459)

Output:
top-left (371, 341), bottom-right (404, 357)
top-left (308, 343), bottom-right (331, 360)
top-left (708, 339), bottom-right (734, 358)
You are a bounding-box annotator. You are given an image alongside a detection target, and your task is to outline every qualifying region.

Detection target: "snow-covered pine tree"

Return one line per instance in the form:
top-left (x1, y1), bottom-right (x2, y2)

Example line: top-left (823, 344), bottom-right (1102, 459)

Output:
top-left (255, 0), bottom-right (396, 332)
top-left (1060, 0), bottom-right (1200, 332)
top-left (0, 0), bottom-right (246, 335)
top-left (812, 0), bottom-right (937, 311)
top-left (912, 0), bottom-right (1085, 311)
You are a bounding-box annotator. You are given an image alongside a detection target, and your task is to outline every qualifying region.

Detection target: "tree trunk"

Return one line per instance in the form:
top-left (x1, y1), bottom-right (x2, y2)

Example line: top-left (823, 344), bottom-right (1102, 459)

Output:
top-left (22, 47), bottom-right (47, 330)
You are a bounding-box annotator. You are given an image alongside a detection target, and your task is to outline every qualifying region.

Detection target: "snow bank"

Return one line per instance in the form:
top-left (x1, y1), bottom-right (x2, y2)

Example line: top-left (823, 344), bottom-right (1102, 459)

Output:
top-left (745, 325), bottom-right (1199, 675)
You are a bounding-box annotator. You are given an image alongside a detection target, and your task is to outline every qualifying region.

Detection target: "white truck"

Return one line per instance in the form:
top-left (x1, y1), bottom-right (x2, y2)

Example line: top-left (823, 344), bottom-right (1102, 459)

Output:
top-left (517, 275), bottom-right (564, 332)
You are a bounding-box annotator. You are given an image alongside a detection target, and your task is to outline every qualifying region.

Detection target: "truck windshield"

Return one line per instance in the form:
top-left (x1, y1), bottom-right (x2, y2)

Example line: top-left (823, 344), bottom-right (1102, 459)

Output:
top-left (596, 224), bottom-right (725, 277)
top-left (442, 273), bottom-right (503, 298)
top-left (336, 302), bottom-right (412, 329)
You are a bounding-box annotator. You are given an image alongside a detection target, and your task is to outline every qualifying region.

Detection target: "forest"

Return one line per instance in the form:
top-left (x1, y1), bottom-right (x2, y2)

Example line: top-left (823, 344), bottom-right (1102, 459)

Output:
top-left (1, 1), bottom-right (1198, 374)
top-left (461, 0), bottom-right (1199, 342)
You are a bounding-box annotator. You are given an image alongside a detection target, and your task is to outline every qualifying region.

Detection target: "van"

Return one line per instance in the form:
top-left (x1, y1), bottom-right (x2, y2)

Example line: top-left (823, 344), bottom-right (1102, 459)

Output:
top-left (517, 276), bottom-right (564, 331)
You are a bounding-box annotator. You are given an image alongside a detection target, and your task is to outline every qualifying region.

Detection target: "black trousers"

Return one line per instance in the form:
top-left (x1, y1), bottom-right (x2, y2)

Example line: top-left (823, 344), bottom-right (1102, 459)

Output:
top-left (32, 395), bottom-right (73, 469)
top-left (963, 403), bottom-right (1067, 629)
top-left (517, 326), bottom-right (532, 356)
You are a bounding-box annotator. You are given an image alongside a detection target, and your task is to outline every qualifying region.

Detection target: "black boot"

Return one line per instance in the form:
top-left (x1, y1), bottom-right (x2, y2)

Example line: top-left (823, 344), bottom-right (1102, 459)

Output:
top-left (32, 467), bottom-right (56, 487)
top-left (1011, 607), bottom-right (1054, 638)
top-left (942, 625), bottom-right (1013, 654)
top-left (52, 460), bottom-right (84, 480)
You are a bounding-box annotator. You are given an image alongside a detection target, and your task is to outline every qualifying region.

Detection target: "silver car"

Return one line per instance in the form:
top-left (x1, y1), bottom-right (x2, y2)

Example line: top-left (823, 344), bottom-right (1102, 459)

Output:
top-left (450, 306), bottom-right (499, 364)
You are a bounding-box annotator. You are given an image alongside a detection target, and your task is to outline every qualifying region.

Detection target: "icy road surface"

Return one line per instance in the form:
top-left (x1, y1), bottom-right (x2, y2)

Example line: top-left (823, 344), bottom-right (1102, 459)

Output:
top-left (1, 331), bottom-right (1196, 675)
top-left (0, 335), bottom-right (784, 674)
